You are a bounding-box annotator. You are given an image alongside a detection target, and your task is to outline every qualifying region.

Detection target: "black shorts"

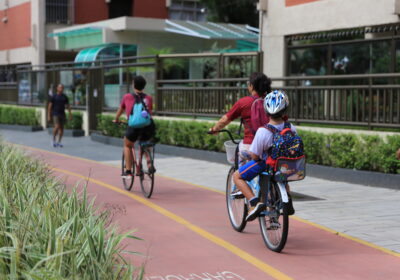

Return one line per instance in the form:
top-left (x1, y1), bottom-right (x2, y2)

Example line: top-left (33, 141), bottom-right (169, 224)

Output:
top-left (53, 115), bottom-right (66, 127)
top-left (125, 120), bottom-right (155, 143)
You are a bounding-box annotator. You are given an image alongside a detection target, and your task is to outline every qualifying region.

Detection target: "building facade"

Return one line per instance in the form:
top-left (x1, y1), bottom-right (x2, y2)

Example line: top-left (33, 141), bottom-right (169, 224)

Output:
top-left (0, 0), bottom-right (210, 79)
top-left (261, 0), bottom-right (400, 78)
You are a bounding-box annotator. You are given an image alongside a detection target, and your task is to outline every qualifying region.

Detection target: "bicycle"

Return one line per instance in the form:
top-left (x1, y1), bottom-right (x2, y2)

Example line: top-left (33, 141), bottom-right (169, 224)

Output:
top-left (114, 121), bottom-right (156, 198)
top-left (217, 129), bottom-right (305, 252)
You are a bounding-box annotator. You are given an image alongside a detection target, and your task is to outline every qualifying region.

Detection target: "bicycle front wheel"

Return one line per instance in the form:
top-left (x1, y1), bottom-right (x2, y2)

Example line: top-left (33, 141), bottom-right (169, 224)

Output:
top-left (226, 166), bottom-right (247, 232)
top-left (140, 149), bottom-right (155, 198)
top-left (122, 152), bottom-right (134, 191)
top-left (259, 181), bottom-right (289, 252)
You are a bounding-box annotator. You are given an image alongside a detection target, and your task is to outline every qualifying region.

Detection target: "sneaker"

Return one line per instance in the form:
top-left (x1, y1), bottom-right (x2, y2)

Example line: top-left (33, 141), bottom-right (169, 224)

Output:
top-left (246, 202), bottom-right (266, 222)
top-left (231, 189), bottom-right (244, 199)
top-left (121, 170), bottom-right (133, 179)
top-left (57, 142), bottom-right (63, 148)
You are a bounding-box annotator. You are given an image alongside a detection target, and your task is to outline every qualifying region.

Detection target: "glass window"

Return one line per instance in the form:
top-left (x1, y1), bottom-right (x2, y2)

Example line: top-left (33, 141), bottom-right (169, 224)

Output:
top-left (46, 0), bottom-right (70, 24)
top-left (18, 72), bottom-right (31, 104)
top-left (370, 41), bottom-right (390, 73)
top-left (169, 0), bottom-right (206, 21)
top-left (289, 47), bottom-right (328, 76)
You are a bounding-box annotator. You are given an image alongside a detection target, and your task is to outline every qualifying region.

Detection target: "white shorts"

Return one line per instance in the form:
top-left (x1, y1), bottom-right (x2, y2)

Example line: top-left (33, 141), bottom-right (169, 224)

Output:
top-left (238, 141), bottom-right (252, 167)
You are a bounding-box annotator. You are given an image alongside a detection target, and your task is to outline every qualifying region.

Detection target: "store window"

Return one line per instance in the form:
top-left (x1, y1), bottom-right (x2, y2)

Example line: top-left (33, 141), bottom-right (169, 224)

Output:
top-left (289, 47), bottom-right (328, 76)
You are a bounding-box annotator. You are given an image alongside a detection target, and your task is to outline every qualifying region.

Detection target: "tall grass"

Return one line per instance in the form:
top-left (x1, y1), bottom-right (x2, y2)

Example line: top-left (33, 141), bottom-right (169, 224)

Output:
top-left (0, 143), bottom-right (143, 279)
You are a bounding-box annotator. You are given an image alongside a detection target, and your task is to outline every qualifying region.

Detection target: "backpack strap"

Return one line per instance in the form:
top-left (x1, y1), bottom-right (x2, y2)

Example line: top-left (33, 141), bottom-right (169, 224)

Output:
top-left (265, 123), bottom-right (279, 134)
top-left (280, 122), bottom-right (293, 136)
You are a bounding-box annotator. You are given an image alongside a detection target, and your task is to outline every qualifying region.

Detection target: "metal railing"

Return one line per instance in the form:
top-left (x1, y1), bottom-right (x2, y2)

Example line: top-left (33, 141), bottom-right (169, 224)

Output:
top-left (156, 74), bottom-right (400, 128)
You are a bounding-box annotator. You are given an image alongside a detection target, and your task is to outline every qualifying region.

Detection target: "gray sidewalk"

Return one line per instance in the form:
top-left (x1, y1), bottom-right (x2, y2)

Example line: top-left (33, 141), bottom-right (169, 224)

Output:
top-left (1, 129), bottom-right (400, 254)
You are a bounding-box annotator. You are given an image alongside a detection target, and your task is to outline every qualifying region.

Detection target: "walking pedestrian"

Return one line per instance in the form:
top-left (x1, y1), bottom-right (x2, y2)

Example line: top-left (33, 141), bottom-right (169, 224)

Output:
top-left (47, 84), bottom-right (72, 147)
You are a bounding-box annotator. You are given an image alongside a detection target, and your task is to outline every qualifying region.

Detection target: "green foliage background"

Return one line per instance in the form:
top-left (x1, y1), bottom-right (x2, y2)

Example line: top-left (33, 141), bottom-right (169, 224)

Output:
top-left (0, 105), bottom-right (40, 126)
top-left (97, 115), bottom-right (400, 174)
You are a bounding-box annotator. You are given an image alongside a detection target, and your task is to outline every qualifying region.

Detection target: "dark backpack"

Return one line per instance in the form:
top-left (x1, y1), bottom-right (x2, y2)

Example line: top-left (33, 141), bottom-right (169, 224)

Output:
top-left (265, 122), bottom-right (305, 170)
top-left (250, 97), bottom-right (270, 133)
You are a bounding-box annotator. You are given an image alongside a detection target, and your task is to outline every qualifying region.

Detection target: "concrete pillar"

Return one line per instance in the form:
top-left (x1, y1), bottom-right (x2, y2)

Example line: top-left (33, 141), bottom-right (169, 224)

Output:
top-left (30, 0), bottom-right (45, 66)
top-left (263, 35), bottom-right (285, 85)
top-left (82, 110), bottom-right (89, 136)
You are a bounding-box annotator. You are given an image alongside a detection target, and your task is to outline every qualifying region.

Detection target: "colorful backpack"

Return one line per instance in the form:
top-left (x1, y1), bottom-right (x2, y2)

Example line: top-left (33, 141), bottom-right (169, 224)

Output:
top-left (265, 122), bottom-right (305, 181)
top-left (128, 94), bottom-right (151, 128)
top-left (250, 97), bottom-right (270, 133)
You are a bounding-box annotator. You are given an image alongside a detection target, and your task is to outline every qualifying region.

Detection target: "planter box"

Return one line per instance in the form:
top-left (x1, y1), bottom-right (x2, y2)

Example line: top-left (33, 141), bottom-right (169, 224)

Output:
top-left (47, 127), bottom-right (85, 137)
top-left (91, 132), bottom-right (400, 190)
top-left (0, 124), bottom-right (43, 132)
top-left (90, 132), bottom-right (123, 146)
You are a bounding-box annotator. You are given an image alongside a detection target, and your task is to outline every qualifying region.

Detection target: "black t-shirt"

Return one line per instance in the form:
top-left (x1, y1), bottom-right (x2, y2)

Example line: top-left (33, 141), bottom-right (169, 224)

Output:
top-left (50, 93), bottom-right (69, 116)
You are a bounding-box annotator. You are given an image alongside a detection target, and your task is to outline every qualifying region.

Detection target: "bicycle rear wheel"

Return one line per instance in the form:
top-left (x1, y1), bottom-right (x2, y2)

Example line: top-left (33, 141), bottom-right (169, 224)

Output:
top-left (122, 152), bottom-right (134, 191)
top-left (259, 181), bottom-right (289, 252)
top-left (140, 148), bottom-right (155, 198)
top-left (226, 166), bottom-right (247, 232)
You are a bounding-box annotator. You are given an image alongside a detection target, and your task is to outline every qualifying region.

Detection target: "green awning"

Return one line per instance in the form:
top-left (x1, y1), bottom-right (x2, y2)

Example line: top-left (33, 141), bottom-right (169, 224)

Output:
top-left (74, 45), bottom-right (108, 63)
top-left (48, 27), bottom-right (103, 38)
top-left (74, 44), bottom-right (137, 63)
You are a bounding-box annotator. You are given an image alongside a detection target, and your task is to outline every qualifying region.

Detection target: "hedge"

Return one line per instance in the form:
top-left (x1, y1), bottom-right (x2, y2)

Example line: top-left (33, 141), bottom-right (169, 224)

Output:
top-left (97, 114), bottom-right (400, 174)
top-left (0, 105), bottom-right (40, 126)
top-left (0, 142), bottom-right (142, 278)
top-left (64, 111), bottom-right (83, 130)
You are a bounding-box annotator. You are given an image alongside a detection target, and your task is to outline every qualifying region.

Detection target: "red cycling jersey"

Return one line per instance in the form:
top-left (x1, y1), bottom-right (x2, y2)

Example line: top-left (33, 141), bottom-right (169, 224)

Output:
top-left (225, 96), bottom-right (255, 144)
top-left (120, 93), bottom-right (153, 118)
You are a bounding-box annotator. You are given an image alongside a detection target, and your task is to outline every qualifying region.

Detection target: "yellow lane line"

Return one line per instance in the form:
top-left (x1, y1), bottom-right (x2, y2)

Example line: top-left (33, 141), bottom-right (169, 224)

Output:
top-left (53, 167), bottom-right (292, 280)
top-left (14, 143), bottom-right (400, 258)
top-left (291, 216), bottom-right (400, 258)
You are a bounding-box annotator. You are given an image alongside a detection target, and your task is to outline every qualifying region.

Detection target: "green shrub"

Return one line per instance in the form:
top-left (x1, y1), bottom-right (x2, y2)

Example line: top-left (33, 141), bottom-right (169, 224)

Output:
top-left (0, 143), bottom-right (142, 279)
top-left (0, 105), bottom-right (40, 126)
top-left (96, 114), bottom-right (400, 174)
top-left (65, 111), bottom-right (83, 130)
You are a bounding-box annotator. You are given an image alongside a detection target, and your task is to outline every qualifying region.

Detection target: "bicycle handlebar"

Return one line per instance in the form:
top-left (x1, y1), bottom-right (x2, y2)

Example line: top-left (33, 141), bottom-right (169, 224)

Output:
top-left (207, 129), bottom-right (240, 145)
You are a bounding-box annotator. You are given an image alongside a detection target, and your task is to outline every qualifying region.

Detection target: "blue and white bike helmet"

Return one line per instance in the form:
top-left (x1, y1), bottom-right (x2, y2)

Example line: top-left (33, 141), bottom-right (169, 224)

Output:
top-left (264, 90), bottom-right (289, 115)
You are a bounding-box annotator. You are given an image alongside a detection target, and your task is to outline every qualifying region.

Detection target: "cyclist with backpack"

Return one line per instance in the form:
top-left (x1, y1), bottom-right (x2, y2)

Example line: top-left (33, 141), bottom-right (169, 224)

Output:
top-left (210, 72), bottom-right (272, 167)
top-left (113, 76), bottom-right (155, 179)
top-left (233, 90), bottom-right (299, 222)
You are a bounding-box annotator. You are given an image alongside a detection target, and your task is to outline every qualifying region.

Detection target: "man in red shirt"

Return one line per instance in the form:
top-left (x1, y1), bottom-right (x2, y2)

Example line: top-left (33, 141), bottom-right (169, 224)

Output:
top-left (210, 73), bottom-right (272, 166)
top-left (114, 76), bottom-right (155, 178)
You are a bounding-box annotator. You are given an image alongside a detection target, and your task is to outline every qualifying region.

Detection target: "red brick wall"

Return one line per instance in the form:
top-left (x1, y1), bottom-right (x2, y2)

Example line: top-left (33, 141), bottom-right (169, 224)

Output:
top-left (286, 0), bottom-right (320, 7)
top-left (0, 2), bottom-right (31, 50)
top-left (75, 0), bottom-right (108, 24)
top-left (133, 0), bottom-right (167, 19)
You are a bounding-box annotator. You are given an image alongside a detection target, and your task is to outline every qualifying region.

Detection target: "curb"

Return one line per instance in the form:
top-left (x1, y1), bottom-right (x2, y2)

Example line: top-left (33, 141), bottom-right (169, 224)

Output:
top-left (0, 124), bottom-right (43, 132)
top-left (47, 127), bottom-right (85, 137)
top-left (91, 133), bottom-right (400, 190)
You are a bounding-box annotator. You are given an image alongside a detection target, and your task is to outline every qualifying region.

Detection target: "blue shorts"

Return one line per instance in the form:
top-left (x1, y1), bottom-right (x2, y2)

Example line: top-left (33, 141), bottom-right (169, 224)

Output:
top-left (238, 159), bottom-right (267, 181)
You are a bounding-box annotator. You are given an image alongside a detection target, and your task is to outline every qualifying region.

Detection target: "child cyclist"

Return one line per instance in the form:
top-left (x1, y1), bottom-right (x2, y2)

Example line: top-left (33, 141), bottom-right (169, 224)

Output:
top-left (233, 90), bottom-right (296, 222)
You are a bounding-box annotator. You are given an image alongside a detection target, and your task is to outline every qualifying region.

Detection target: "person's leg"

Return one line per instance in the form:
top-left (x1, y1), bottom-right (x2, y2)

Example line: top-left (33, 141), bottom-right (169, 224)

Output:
top-left (234, 160), bottom-right (267, 221)
top-left (140, 123), bottom-right (156, 173)
top-left (124, 137), bottom-right (134, 172)
top-left (52, 116), bottom-right (59, 146)
top-left (233, 171), bottom-right (255, 200)
top-left (58, 118), bottom-right (64, 145)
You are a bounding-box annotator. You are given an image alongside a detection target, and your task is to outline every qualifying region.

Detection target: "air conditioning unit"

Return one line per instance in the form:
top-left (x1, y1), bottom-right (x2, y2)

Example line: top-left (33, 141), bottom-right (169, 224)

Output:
top-left (258, 0), bottom-right (268, 12)
top-left (395, 0), bottom-right (400, 14)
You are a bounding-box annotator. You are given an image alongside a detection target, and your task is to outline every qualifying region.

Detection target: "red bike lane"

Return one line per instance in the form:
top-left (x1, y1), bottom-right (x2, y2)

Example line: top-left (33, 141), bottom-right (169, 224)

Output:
top-left (25, 146), bottom-right (400, 280)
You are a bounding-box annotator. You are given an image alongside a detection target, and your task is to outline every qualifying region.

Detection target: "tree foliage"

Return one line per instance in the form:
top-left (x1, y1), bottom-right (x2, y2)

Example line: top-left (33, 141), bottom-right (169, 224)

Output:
top-left (200, 0), bottom-right (259, 27)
